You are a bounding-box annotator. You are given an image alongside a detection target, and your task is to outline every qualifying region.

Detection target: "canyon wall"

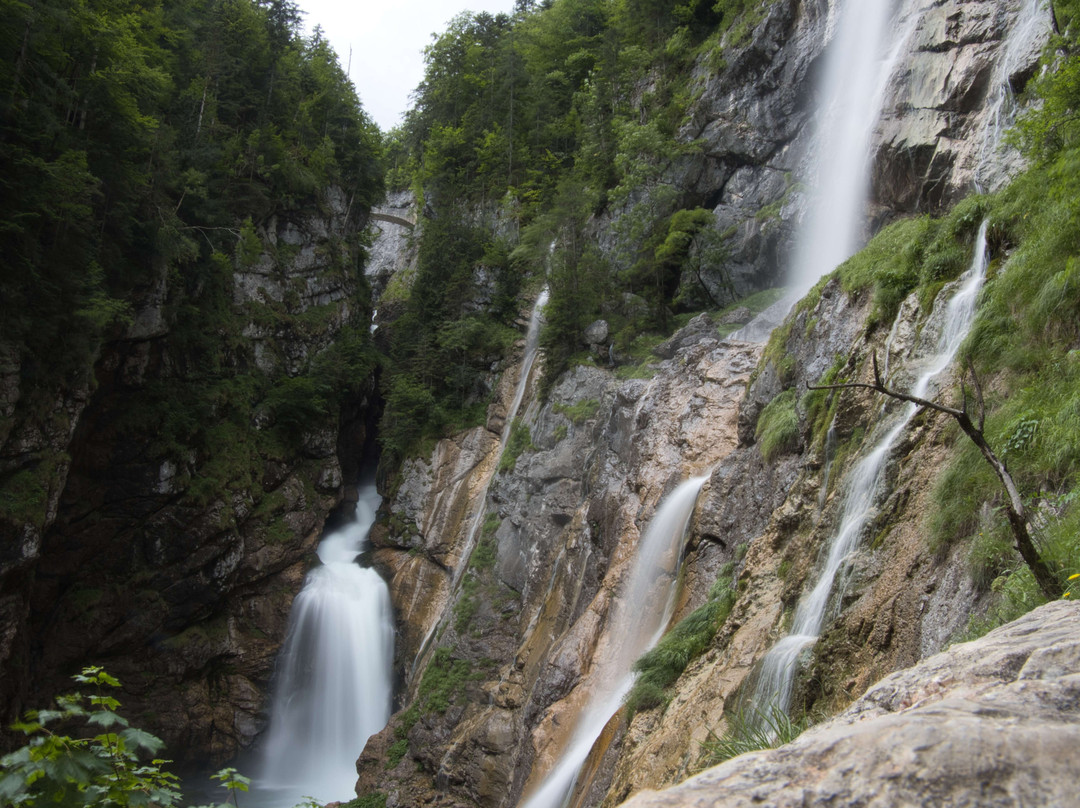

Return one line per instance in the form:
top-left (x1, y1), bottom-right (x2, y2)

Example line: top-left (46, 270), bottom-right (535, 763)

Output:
top-left (1, 188), bottom-right (378, 765)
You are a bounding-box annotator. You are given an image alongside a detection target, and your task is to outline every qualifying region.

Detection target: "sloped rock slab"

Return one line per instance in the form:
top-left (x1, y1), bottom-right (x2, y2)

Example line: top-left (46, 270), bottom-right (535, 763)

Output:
top-left (619, 600), bottom-right (1080, 807)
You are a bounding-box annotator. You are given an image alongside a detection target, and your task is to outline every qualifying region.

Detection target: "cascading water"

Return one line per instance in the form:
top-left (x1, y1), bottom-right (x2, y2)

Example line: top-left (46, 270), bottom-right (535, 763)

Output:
top-left (734, 0), bottom-right (919, 342)
top-left (753, 220), bottom-right (990, 715)
top-left (975, 0), bottom-right (1052, 191)
top-left (255, 479), bottom-right (393, 807)
top-left (519, 476), bottom-right (708, 808)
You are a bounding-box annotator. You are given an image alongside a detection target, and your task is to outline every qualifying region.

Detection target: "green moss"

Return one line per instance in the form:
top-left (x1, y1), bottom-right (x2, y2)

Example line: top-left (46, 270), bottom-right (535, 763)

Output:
top-left (0, 453), bottom-right (67, 529)
top-left (498, 418), bottom-right (534, 473)
top-left (755, 388), bottom-right (800, 462)
top-left (553, 398), bottom-right (601, 425)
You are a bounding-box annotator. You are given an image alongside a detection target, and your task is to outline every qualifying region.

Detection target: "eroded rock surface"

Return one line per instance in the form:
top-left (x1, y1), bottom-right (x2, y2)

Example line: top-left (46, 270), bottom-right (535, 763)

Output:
top-left (618, 600), bottom-right (1080, 808)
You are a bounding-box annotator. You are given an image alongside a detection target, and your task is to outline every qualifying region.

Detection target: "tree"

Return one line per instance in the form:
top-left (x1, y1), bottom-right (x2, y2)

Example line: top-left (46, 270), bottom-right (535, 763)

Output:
top-left (809, 354), bottom-right (1063, 600)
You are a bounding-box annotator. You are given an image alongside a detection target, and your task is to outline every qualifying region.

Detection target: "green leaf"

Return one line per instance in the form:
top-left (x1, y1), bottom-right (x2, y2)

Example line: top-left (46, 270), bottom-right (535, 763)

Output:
top-left (121, 728), bottom-right (166, 755)
top-left (88, 709), bottom-right (128, 729)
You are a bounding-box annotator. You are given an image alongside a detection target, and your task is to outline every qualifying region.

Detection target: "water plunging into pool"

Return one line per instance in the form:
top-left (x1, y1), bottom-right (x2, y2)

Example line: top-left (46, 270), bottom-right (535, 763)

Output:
top-left (255, 478), bottom-right (393, 806)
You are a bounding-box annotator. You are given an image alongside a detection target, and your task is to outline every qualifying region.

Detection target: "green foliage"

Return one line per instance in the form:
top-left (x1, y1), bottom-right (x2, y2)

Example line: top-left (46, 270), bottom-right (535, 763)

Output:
top-left (378, 214), bottom-right (521, 464)
top-left (553, 398), bottom-right (601, 425)
top-left (698, 699), bottom-right (811, 767)
top-left (755, 388), bottom-right (799, 462)
top-left (386, 0), bottom-right (783, 404)
top-left (0, 0), bottom-right (382, 384)
top-left (343, 795), bottom-right (387, 808)
top-left (499, 419), bottom-right (535, 473)
top-left (625, 575), bottom-right (737, 719)
top-left (0, 667), bottom-right (270, 808)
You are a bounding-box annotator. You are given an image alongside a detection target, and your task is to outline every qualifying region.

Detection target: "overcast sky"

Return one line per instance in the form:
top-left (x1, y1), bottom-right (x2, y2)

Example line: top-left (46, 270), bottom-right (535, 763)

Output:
top-left (297, 0), bottom-right (518, 132)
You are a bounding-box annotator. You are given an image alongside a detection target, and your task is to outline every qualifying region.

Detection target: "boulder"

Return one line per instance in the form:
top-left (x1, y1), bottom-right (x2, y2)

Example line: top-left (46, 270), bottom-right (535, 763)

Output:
top-left (618, 600), bottom-right (1080, 808)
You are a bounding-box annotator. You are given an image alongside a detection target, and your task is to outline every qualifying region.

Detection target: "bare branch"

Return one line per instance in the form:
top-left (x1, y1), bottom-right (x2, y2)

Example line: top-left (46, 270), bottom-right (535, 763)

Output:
top-left (808, 350), bottom-right (1063, 599)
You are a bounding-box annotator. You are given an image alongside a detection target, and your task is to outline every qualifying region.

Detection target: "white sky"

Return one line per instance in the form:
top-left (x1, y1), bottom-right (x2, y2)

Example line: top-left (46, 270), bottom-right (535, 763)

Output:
top-left (297, 0), bottom-right (518, 132)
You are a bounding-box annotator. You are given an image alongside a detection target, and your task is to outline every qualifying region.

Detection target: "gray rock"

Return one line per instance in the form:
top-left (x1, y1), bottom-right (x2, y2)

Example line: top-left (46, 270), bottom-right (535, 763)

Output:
top-left (618, 601), bottom-right (1080, 808)
top-left (583, 319), bottom-right (610, 346)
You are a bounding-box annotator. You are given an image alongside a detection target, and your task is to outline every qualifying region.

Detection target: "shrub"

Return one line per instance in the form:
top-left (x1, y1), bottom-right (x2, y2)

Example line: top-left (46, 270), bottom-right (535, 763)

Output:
top-left (0, 667), bottom-right (253, 808)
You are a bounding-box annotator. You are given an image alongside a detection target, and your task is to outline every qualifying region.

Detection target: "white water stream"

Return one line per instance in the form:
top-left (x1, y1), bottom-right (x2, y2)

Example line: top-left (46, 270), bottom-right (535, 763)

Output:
top-left (734, 0), bottom-right (917, 343)
top-left (519, 476), bottom-right (708, 808)
top-left (975, 0), bottom-right (1052, 191)
top-left (753, 220), bottom-right (990, 715)
top-left (255, 480), bottom-right (393, 806)
top-left (787, 0), bottom-right (913, 296)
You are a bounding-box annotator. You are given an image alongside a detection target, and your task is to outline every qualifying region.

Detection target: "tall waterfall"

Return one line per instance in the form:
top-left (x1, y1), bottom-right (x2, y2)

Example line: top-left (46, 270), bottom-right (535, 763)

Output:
top-left (256, 479), bottom-right (394, 806)
top-left (520, 477), bottom-right (708, 808)
top-left (787, 0), bottom-right (912, 296)
top-left (753, 221), bottom-right (991, 715)
top-left (734, 0), bottom-right (917, 343)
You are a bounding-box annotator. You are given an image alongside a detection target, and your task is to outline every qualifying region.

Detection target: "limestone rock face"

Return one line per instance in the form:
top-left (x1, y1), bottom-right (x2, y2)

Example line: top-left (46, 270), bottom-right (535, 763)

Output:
top-left (363, 310), bottom-right (761, 808)
top-left (617, 600), bottom-right (1080, 808)
top-left (872, 0), bottom-right (1051, 212)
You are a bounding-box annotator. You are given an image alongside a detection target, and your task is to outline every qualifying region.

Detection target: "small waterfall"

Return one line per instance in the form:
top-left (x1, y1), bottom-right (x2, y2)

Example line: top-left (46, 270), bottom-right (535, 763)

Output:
top-left (519, 476), bottom-right (708, 808)
top-left (975, 0), bottom-right (1052, 191)
top-left (256, 479), bottom-right (393, 806)
top-left (454, 288), bottom-right (550, 587)
top-left (752, 221), bottom-right (990, 715)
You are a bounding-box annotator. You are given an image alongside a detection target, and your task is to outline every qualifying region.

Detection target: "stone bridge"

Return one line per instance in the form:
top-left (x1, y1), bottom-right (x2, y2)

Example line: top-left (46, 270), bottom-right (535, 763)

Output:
top-left (371, 208), bottom-right (415, 229)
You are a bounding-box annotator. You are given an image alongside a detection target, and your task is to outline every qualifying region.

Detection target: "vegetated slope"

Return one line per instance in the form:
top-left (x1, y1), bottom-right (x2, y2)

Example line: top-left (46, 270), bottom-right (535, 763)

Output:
top-left (605, 22), bottom-right (1080, 795)
top-left (0, 0), bottom-right (383, 763)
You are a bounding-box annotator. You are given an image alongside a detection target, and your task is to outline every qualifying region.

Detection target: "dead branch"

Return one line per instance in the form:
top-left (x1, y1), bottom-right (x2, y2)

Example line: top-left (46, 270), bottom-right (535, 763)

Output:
top-left (808, 352), bottom-right (1063, 599)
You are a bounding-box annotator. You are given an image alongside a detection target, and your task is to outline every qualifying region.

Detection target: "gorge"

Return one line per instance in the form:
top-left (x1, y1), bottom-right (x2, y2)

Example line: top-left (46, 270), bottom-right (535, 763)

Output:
top-left (3, 0), bottom-right (1080, 807)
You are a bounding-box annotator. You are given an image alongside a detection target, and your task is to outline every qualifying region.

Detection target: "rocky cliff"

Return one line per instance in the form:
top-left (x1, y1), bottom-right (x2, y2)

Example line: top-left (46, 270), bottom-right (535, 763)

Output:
top-left (1, 187), bottom-right (379, 766)
top-left (358, 1), bottom-right (1058, 806)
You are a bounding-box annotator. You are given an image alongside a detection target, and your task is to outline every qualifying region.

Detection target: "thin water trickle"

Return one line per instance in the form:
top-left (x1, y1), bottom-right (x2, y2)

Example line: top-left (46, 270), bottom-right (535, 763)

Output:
top-left (753, 221), bottom-right (990, 715)
top-left (255, 479), bottom-right (393, 807)
top-left (519, 477), bottom-right (708, 808)
top-left (411, 288), bottom-right (550, 678)
top-left (975, 0), bottom-right (1052, 191)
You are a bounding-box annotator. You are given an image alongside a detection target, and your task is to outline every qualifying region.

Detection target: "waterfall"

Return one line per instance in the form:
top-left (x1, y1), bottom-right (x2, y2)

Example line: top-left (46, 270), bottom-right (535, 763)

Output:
top-left (787, 0), bottom-right (912, 296)
top-left (519, 476), bottom-right (708, 808)
top-left (733, 0), bottom-right (918, 343)
top-left (453, 287), bottom-right (550, 591)
top-left (255, 478), bottom-right (393, 807)
top-left (410, 288), bottom-right (550, 676)
top-left (975, 0), bottom-right (1052, 191)
top-left (753, 220), bottom-right (990, 715)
